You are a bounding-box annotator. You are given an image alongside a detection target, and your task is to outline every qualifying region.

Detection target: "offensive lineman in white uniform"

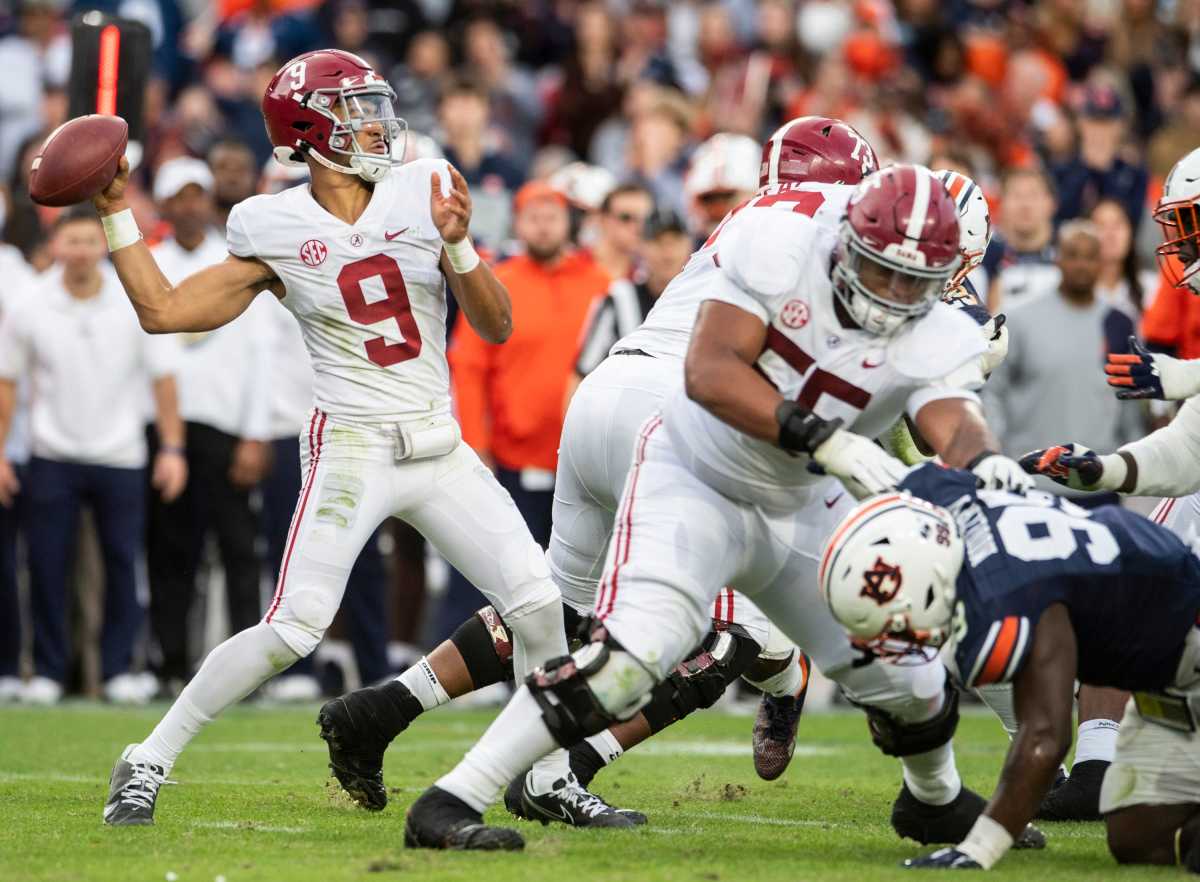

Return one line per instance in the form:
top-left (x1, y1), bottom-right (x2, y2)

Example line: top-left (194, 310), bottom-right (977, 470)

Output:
top-left (99, 50), bottom-right (576, 838)
top-left (403, 164), bottom-right (1041, 851)
top-left (317, 119), bottom-right (875, 827)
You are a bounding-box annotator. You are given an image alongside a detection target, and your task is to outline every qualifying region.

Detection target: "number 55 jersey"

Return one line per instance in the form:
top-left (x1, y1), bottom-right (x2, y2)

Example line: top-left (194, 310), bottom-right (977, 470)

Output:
top-left (899, 463), bottom-right (1200, 693)
top-left (226, 157), bottom-right (454, 423)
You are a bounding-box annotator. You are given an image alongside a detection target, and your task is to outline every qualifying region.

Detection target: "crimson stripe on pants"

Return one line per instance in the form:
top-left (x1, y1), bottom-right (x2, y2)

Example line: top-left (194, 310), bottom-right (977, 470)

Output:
top-left (597, 415), bottom-right (662, 620)
top-left (266, 410), bottom-right (327, 623)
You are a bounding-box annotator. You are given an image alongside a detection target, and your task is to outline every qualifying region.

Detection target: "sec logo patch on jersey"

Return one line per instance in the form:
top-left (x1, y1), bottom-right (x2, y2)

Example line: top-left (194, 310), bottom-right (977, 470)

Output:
top-left (781, 299), bottom-right (810, 328)
top-left (300, 239), bottom-right (328, 267)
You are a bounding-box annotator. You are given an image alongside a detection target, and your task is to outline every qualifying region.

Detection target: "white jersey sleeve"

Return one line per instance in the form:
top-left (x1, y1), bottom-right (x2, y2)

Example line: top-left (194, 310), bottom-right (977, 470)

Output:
top-left (225, 203), bottom-right (256, 259)
top-left (708, 209), bottom-right (823, 323)
top-left (1120, 396), bottom-right (1200, 497)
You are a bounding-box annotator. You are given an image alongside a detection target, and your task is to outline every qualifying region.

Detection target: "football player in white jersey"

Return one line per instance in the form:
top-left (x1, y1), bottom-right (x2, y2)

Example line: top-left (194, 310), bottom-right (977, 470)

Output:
top-left (318, 118), bottom-right (876, 828)
top-left (403, 164), bottom-right (1041, 851)
top-left (96, 50), bottom-right (578, 840)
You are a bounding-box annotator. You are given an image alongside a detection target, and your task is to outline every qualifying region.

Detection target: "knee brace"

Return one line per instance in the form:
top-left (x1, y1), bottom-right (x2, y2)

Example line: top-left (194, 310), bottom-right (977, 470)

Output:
top-left (850, 681), bottom-right (961, 758)
top-left (267, 585), bottom-right (339, 657)
top-left (450, 606), bottom-right (515, 688)
top-left (745, 648), bottom-right (794, 684)
top-left (641, 627), bottom-right (761, 733)
top-left (526, 628), bottom-right (655, 748)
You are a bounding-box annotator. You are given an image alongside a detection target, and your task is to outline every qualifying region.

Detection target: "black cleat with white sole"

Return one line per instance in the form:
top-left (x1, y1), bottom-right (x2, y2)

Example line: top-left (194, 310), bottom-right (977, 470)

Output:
top-left (103, 744), bottom-right (165, 826)
top-left (317, 681), bottom-right (422, 811)
top-left (404, 786), bottom-right (524, 851)
top-left (891, 784), bottom-right (1045, 849)
top-left (504, 773), bottom-right (646, 828)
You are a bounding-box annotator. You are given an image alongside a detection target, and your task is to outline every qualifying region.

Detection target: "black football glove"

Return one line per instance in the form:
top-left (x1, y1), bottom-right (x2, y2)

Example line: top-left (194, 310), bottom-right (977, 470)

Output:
top-left (1105, 335), bottom-right (1200, 401)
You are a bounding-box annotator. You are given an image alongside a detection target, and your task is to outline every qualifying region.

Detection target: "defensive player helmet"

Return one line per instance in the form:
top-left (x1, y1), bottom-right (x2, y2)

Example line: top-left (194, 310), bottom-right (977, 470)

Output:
top-left (820, 493), bottom-right (964, 661)
top-left (935, 169), bottom-right (991, 292)
top-left (1154, 146), bottom-right (1200, 293)
top-left (760, 116), bottom-right (878, 188)
top-left (263, 49), bottom-right (407, 184)
top-left (833, 164), bottom-right (962, 336)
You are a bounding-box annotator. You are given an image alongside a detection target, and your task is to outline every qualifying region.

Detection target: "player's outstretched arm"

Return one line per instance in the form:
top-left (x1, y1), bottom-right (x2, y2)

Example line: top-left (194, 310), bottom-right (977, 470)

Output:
top-left (433, 166), bottom-right (511, 344)
top-left (915, 397), bottom-right (1033, 492)
top-left (93, 158), bottom-right (277, 333)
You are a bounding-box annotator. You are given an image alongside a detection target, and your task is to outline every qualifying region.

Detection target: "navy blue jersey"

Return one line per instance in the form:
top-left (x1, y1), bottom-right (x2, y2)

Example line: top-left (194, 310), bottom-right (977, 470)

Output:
top-left (899, 464), bottom-right (1200, 692)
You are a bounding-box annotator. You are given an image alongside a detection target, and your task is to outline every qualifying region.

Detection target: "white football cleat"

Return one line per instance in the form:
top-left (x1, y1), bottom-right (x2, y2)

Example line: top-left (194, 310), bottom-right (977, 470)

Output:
top-left (0, 675), bottom-right (22, 703)
top-left (104, 672), bottom-right (154, 705)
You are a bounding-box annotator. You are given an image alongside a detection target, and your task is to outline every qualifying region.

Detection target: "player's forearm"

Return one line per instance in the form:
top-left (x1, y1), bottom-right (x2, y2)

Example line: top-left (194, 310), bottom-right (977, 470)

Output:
top-left (918, 398), bottom-right (998, 469)
top-left (1113, 398), bottom-right (1200, 496)
top-left (685, 348), bottom-right (783, 444)
top-left (152, 377), bottom-right (185, 450)
top-left (108, 239), bottom-right (183, 333)
top-left (444, 254), bottom-right (511, 344)
top-left (987, 722), bottom-right (1070, 839)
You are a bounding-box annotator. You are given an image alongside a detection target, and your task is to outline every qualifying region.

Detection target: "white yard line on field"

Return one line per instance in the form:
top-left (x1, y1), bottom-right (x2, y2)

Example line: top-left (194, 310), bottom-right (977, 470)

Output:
top-left (192, 820), bottom-right (309, 834)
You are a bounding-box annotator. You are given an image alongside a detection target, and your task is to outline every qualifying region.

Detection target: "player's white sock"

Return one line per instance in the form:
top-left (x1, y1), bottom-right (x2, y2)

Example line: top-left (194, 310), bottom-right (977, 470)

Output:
top-left (901, 742), bottom-right (962, 807)
top-left (584, 729), bottom-right (624, 765)
top-left (747, 653), bottom-right (806, 698)
top-left (508, 599), bottom-right (573, 795)
top-left (130, 624), bottom-right (301, 773)
top-left (396, 657), bottom-right (450, 712)
top-left (436, 685), bottom-right (558, 812)
top-left (1073, 718), bottom-right (1119, 766)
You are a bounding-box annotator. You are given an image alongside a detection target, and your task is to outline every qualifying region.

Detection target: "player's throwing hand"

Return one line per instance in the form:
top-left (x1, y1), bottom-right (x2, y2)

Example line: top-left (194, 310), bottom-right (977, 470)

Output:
top-left (430, 165), bottom-right (472, 244)
top-left (92, 155), bottom-right (131, 215)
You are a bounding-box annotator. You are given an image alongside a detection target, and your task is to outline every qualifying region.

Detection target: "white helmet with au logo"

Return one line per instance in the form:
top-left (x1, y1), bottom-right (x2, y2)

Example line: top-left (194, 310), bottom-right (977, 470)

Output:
top-left (820, 492), bottom-right (964, 661)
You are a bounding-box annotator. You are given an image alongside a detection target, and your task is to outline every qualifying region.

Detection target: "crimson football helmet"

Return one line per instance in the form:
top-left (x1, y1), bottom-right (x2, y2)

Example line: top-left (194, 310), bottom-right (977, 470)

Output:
top-left (833, 165), bottom-right (961, 336)
top-left (759, 116), bottom-right (878, 188)
top-left (262, 49), bottom-right (407, 183)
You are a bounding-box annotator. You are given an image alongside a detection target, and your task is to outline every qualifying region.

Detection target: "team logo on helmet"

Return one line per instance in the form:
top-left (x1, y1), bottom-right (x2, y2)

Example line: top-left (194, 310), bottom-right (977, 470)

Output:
top-left (299, 239), bottom-right (328, 267)
top-left (781, 299), bottom-right (810, 329)
top-left (860, 557), bottom-right (903, 604)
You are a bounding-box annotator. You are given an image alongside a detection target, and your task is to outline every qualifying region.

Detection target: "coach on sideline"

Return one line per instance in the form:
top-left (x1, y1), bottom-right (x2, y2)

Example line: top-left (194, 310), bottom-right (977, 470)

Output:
top-left (0, 207), bottom-right (186, 705)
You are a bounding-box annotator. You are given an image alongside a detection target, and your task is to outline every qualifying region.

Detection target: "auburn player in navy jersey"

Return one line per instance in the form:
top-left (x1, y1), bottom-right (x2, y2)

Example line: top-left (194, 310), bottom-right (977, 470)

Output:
top-left (824, 462), bottom-right (1200, 871)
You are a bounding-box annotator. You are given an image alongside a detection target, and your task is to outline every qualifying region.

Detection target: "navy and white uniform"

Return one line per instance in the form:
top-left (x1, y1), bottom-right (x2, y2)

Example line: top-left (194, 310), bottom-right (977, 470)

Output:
top-left (900, 463), bottom-right (1200, 813)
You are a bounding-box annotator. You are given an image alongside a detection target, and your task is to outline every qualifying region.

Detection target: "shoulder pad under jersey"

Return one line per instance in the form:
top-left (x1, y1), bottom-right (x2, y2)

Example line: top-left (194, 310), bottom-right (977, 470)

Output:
top-left (888, 301), bottom-right (987, 381)
top-left (715, 210), bottom-right (825, 301)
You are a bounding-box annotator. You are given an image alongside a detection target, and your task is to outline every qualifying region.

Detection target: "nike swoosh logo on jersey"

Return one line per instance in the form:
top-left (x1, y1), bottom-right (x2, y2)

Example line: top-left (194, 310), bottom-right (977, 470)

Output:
top-left (824, 494), bottom-right (844, 509)
top-left (384, 228), bottom-right (409, 241)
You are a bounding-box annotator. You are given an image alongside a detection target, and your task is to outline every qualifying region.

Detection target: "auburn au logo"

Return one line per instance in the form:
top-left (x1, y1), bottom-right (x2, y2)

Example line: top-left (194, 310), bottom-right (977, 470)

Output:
top-left (860, 557), bottom-right (903, 604)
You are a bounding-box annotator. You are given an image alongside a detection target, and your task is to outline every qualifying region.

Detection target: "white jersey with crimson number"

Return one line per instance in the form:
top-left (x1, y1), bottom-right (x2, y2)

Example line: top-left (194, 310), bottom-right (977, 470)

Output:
top-left (615, 181), bottom-right (855, 362)
top-left (226, 157), bottom-right (454, 423)
top-left (663, 206), bottom-right (986, 512)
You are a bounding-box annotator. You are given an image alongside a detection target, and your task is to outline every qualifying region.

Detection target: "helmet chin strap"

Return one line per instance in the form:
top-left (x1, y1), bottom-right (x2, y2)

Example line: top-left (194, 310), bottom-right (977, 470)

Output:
top-left (299, 143), bottom-right (391, 183)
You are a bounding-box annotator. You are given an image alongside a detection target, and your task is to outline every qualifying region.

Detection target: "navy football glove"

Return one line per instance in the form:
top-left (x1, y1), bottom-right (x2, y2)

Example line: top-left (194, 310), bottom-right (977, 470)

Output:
top-left (1018, 443), bottom-right (1105, 490)
top-left (903, 848), bottom-right (982, 870)
top-left (1105, 336), bottom-right (1200, 401)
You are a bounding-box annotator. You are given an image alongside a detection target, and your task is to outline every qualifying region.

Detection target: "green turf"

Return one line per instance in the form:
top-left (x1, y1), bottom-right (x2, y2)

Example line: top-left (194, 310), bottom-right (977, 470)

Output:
top-left (0, 705), bottom-right (1177, 882)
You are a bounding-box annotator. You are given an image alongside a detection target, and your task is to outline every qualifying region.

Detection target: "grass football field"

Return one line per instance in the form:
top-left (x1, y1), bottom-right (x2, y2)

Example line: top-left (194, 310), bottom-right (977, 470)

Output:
top-left (0, 704), bottom-right (1176, 882)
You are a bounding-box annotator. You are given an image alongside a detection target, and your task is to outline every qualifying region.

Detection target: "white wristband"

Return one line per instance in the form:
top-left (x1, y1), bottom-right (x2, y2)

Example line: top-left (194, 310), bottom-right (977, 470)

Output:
top-left (957, 814), bottom-right (1014, 870)
top-left (444, 237), bottom-right (480, 274)
top-left (101, 208), bottom-right (142, 252)
top-left (1097, 452), bottom-right (1129, 492)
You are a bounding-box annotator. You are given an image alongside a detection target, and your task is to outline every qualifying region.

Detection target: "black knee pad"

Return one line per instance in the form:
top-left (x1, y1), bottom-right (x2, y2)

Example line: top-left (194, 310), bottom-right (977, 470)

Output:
top-left (526, 628), bottom-right (629, 748)
top-left (745, 648), bottom-right (795, 683)
top-left (450, 606), bottom-right (514, 688)
top-left (857, 681), bottom-right (961, 758)
top-left (641, 627), bottom-right (761, 733)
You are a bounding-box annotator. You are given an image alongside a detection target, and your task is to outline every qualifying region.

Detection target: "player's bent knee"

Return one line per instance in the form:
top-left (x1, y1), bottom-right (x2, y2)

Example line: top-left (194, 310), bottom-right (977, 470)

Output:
top-left (527, 637), bottom-right (656, 747)
top-left (852, 681), bottom-right (961, 758)
top-left (450, 606), bottom-right (514, 687)
top-left (641, 628), bottom-right (761, 733)
top-left (267, 587), bottom-right (338, 658)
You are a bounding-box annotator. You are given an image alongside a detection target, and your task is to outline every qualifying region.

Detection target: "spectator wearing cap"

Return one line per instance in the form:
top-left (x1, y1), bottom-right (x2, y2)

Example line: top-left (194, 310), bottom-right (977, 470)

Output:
top-left (0, 208), bottom-right (186, 705)
top-left (986, 167), bottom-right (1061, 311)
top-left (441, 181), bottom-right (610, 635)
top-left (1050, 83), bottom-right (1149, 226)
top-left (437, 76), bottom-right (524, 248)
top-left (144, 157), bottom-right (275, 694)
top-left (572, 208), bottom-right (692, 389)
top-left (682, 132), bottom-right (760, 245)
top-left (588, 183), bottom-right (654, 282)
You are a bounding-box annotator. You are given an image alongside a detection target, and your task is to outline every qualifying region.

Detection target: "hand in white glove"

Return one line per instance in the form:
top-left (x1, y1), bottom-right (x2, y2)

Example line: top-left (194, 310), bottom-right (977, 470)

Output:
top-left (969, 452), bottom-right (1035, 493)
top-left (812, 429), bottom-right (908, 499)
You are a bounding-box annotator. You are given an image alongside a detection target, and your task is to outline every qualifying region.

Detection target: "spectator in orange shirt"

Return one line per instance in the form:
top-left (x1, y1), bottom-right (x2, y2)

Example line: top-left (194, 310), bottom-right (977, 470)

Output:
top-left (1142, 272), bottom-right (1200, 361)
top-left (440, 181), bottom-right (611, 635)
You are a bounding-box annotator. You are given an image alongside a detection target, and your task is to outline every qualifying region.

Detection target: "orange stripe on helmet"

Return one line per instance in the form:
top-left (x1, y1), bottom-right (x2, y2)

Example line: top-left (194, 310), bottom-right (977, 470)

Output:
top-left (818, 493), bottom-right (907, 589)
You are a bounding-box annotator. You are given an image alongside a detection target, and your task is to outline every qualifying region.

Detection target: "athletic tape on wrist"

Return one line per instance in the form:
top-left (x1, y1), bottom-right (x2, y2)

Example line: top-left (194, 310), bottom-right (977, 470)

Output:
top-left (444, 237), bottom-right (480, 274)
top-left (957, 814), bottom-right (1014, 870)
top-left (102, 209), bottom-right (142, 252)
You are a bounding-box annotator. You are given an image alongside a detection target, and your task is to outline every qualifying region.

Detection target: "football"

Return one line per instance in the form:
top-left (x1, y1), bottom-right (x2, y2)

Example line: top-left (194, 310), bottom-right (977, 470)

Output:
top-left (29, 114), bottom-right (128, 207)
